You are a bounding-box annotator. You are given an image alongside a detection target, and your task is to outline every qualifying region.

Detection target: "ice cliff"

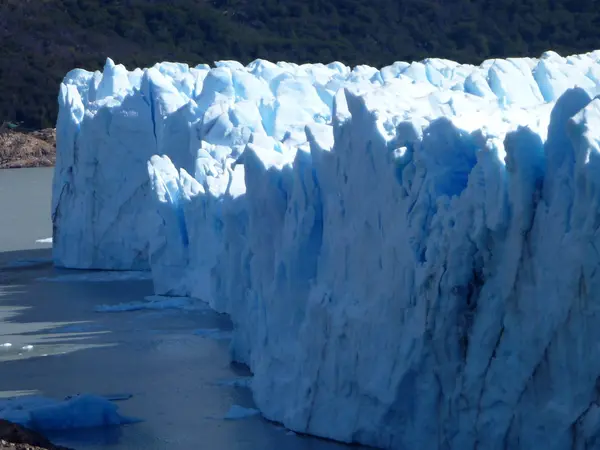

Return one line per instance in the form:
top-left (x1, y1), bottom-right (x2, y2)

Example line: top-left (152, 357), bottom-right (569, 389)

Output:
top-left (55, 50), bottom-right (600, 449)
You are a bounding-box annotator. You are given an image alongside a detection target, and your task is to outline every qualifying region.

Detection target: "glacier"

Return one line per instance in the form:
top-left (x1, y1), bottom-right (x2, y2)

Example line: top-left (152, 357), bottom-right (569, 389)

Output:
top-left (54, 50), bottom-right (600, 449)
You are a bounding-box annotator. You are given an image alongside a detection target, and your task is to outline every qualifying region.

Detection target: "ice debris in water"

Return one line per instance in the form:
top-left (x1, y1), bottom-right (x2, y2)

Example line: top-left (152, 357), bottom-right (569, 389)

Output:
top-left (95, 295), bottom-right (205, 312)
top-left (223, 405), bottom-right (260, 420)
top-left (0, 394), bottom-right (136, 431)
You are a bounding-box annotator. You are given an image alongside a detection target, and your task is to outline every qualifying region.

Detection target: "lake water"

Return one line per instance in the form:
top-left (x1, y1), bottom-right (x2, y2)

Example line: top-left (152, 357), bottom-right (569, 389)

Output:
top-left (0, 168), bottom-right (359, 450)
top-left (0, 168), bottom-right (53, 252)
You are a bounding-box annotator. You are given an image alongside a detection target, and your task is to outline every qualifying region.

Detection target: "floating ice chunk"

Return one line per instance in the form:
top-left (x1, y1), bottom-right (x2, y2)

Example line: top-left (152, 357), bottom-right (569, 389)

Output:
top-left (223, 405), bottom-right (260, 420)
top-left (0, 394), bottom-right (136, 431)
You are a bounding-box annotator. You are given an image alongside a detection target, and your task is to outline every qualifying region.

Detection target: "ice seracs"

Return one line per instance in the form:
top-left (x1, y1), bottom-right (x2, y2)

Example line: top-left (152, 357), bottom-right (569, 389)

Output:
top-left (54, 50), bottom-right (600, 449)
top-left (53, 51), bottom-right (600, 270)
top-left (0, 394), bottom-right (133, 431)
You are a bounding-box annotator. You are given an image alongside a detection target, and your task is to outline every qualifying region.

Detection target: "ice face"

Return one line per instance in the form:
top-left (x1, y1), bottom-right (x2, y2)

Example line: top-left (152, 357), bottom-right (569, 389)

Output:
top-left (54, 50), bottom-right (600, 449)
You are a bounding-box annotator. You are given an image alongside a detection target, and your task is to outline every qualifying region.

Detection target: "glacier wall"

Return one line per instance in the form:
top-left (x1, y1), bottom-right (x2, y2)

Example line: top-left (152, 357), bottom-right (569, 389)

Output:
top-left (53, 57), bottom-right (346, 268)
top-left (55, 50), bottom-right (600, 449)
top-left (54, 50), bottom-right (600, 270)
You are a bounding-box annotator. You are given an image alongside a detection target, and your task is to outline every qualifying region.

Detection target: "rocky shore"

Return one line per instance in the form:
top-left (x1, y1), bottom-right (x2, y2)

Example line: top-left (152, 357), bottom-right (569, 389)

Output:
top-left (0, 127), bottom-right (56, 169)
top-left (0, 420), bottom-right (70, 450)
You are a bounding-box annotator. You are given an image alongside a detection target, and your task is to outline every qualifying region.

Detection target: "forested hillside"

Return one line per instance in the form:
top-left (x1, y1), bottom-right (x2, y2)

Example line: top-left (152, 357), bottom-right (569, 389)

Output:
top-left (2, 0), bottom-right (600, 129)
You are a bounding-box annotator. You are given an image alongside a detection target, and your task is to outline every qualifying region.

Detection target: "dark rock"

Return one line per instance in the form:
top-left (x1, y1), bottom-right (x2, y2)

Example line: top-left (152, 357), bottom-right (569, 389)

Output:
top-left (0, 420), bottom-right (71, 450)
top-left (0, 125), bottom-right (56, 169)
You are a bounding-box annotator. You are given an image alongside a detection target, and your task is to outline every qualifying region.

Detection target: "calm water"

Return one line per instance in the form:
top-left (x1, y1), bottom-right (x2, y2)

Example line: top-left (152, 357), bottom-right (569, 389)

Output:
top-left (0, 168), bottom-right (360, 450)
top-left (0, 168), bottom-right (53, 252)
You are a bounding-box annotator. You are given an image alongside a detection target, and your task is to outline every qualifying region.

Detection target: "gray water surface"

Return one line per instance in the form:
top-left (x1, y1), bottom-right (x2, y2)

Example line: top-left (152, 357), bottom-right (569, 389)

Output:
top-left (0, 168), bottom-right (361, 450)
top-left (0, 167), bottom-right (53, 252)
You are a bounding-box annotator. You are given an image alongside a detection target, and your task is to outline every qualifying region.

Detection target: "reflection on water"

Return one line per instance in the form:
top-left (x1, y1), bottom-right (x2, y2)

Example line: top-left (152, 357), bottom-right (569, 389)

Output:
top-left (0, 390), bottom-right (37, 399)
top-left (0, 281), bottom-right (112, 363)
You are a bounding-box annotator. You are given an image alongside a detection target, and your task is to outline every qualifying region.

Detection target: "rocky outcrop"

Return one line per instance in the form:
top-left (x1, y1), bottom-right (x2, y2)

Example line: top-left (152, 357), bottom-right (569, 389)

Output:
top-left (0, 126), bottom-right (55, 169)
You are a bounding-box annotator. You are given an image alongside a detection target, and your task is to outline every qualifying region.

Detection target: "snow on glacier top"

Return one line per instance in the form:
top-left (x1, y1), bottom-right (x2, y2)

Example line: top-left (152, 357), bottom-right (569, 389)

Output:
top-left (52, 49), bottom-right (600, 271)
top-left (58, 50), bottom-right (600, 170)
top-left (61, 49), bottom-right (600, 130)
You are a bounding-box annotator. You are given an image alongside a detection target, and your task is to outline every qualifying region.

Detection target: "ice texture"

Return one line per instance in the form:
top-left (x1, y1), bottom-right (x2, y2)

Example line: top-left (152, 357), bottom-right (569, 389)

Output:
top-left (54, 50), bottom-right (600, 449)
top-left (0, 394), bottom-right (134, 431)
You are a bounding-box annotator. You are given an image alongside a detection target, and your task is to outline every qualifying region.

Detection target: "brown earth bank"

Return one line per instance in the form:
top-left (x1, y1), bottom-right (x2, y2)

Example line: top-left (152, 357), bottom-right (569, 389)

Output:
top-left (0, 126), bottom-right (56, 169)
top-left (0, 420), bottom-right (71, 450)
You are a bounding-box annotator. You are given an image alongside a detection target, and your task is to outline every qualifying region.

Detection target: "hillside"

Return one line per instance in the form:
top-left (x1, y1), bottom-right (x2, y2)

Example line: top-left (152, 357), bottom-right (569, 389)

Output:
top-left (0, 127), bottom-right (55, 169)
top-left (2, 0), bottom-right (600, 130)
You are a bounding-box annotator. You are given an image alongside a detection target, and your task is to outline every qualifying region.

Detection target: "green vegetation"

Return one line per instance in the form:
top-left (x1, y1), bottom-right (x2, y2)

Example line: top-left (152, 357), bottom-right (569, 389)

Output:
top-left (2, 0), bottom-right (600, 129)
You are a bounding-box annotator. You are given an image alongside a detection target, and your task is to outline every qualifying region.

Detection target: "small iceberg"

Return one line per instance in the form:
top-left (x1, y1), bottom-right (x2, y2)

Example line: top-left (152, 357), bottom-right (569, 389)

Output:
top-left (223, 405), bottom-right (260, 420)
top-left (0, 394), bottom-right (138, 431)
